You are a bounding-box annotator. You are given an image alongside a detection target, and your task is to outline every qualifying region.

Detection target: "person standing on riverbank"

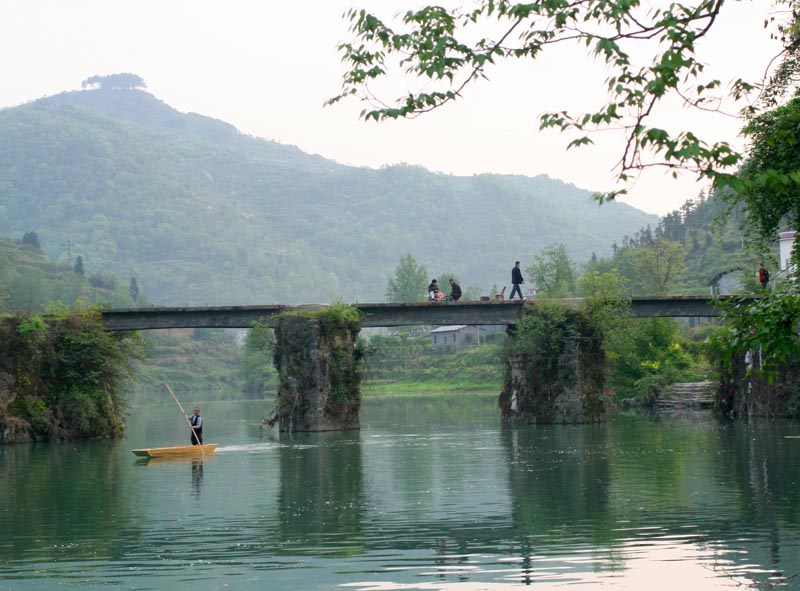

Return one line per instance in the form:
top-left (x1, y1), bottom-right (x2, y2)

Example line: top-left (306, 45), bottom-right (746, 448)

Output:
top-left (509, 261), bottom-right (525, 300)
top-left (190, 407), bottom-right (203, 445)
top-left (759, 263), bottom-right (770, 290)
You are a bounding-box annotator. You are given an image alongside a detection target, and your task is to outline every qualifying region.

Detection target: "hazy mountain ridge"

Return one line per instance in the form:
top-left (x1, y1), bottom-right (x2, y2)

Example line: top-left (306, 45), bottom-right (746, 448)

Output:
top-left (0, 87), bottom-right (657, 305)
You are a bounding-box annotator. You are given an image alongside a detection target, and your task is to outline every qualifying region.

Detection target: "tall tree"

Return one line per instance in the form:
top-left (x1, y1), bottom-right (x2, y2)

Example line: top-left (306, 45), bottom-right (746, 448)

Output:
top-left (129, 276), bottom-right (140, 302)
top-left (74, 255), bottom-right (85, 276)
top-left (19, 231), bottom-right (41, 250)
top-left (387, 254), bottom-right (429, 302)
top-left (527, 244), bottom-right (576, 298)
top-left (632, 239), bottom-right (686, 296)
top-left (0, 281), bottom-right (8, 311)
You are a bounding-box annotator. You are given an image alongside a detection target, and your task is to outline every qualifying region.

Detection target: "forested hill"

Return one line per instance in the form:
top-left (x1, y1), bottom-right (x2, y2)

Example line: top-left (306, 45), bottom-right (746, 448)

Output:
top-left (0, 86), bottom-right (657, 305)
top-left (0, 235), bottom-right (147, 311)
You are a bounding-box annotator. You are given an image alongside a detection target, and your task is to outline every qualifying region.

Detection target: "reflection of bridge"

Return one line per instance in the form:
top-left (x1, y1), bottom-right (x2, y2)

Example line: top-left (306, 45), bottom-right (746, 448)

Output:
top-left (100, 296), bottom-right (750, 331)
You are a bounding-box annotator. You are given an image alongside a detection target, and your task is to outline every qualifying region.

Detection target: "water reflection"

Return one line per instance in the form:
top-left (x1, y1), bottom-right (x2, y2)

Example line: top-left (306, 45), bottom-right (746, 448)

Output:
top-left (277, 431), bottom-right (364, 556)
top-left (502, 424), bottom-right (611, 534)
top-left (0, 440), bottom-right (140, 565)
top-left (2, 396), bottom-right (800, 590)
top-left (133, 456), bottom-right (206, 500)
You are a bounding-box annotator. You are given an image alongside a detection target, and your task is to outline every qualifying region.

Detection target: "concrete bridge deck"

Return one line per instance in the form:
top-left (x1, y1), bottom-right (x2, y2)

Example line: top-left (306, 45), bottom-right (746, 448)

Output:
top-left (99, 296), bottom-right (749, 331)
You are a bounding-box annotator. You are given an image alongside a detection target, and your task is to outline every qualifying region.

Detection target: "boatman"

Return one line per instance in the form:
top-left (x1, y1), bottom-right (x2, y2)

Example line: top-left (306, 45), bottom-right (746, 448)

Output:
top-left (190, 407), bottom-right (203, 445)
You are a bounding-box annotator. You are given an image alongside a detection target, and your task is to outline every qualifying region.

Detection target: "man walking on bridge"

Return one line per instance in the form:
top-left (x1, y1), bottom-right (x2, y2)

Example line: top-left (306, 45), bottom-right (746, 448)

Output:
top-left (509, 261), bottom-right (525, 300)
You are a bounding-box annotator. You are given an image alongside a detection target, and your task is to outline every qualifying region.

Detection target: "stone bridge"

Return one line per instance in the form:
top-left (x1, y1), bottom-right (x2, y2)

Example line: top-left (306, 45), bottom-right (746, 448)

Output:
top-left (95, 296), bottom-right (747, 432)
top-left (99, 296), bottom-right (739, 331)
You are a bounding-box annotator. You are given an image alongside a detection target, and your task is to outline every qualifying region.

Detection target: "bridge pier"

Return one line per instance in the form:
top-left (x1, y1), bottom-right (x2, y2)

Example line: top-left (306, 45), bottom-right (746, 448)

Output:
top-left (500, 308), bottom-right (606, 424)
top-left (269, 308), bottom-right (362, 432)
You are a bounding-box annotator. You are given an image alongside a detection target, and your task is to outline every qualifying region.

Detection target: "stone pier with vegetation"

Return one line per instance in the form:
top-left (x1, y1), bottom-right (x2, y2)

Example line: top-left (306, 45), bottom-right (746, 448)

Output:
top-left (500, 305), bottom-right (606, 424)
top-left (0, 309), bottom-right (141, 444)
top-left (266, 304), bottom-right (364, 433)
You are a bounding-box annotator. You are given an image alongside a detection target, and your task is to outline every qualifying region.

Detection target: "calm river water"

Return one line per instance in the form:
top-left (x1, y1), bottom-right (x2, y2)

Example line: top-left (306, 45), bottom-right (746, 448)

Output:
top-left (2, 394), bottom-right (800, 591)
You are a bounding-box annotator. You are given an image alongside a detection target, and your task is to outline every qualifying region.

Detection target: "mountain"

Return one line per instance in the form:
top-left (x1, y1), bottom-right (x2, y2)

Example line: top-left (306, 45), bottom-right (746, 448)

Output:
top-left (0, 85), bottom-right (657, 305)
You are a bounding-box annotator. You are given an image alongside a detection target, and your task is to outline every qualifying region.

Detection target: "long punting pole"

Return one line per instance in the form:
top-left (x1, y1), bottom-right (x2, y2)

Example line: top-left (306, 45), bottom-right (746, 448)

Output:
top-left (164, 383), bottom-right (205, 456)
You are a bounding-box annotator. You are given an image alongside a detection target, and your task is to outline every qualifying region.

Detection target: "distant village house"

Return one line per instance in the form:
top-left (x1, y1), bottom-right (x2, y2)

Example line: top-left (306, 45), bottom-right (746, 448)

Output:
top-left (430, 325), bottom-right (505, 348)
top-left (708, 268), bottom-right (745, 296)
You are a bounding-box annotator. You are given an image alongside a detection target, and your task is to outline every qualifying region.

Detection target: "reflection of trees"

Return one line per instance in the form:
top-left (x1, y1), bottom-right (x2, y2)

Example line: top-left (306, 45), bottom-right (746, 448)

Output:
top-left (502, 425), bottom-right (611, 539)
top-left (0, 441), bottom-right (133, 562)
top-left (712, 421), bottom-right (800, 587)
top-left (499, 418), bottom-right (800, 586)
top-left (362, 395), bottom-right (498, 428)
top-left (278, 431), bottom-right (364, 555)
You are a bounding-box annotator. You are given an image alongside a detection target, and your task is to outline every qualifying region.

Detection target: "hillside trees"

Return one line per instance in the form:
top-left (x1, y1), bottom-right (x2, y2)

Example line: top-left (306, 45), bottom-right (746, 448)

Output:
top-left (732, 96), bottom-right (800, 249)
top-left (240, 322), bottom-right (279, 396)
top-left (73, 255), bottom-right (84, 276)
top-left (0, 280), bottom-right (8, 311)
top-left (81, 73), bottom-right (146, 91)
top-left (129, 276), bottom-right (139, 302)
top-left (0, 237), bottom-right (148, 312)
top-left (19, 231), bottom-right (41, 250)
top-left (632, 239), bottom-right (687, 296)
top-left (330, 1), bottom-right (795, 201)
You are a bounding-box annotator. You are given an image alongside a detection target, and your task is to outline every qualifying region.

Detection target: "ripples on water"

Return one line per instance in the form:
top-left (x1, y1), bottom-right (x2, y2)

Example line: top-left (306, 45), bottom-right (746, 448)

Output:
top-left (1, 397), bottom-right (800, 590)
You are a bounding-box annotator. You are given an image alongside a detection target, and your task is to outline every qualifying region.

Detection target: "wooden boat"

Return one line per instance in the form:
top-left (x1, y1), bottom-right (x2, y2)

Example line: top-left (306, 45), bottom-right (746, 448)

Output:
top-left (131, 443), bottom-right (218, 458)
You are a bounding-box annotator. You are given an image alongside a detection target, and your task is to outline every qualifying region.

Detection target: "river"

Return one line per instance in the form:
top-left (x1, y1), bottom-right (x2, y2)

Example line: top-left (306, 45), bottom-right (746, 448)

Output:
top-left (2, 394), bottom-right (800, 590)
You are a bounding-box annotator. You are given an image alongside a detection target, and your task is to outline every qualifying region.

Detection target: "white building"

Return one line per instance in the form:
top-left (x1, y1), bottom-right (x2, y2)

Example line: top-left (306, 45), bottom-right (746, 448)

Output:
top-left (430, 325), bottom-right (505, 348)
top-left (779, 231), bottom-right (797, 273)
top-left (708, 269), bottom-right (745, 296)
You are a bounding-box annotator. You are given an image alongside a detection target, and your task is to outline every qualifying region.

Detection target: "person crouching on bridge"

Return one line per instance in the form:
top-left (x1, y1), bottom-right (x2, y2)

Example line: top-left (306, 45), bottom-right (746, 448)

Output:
top-left (449, 278), bottom-right (462, 301)
top-left (428, 279), bottom-right (440, 301)
top-left (190, 407), bottom-right (203, 445)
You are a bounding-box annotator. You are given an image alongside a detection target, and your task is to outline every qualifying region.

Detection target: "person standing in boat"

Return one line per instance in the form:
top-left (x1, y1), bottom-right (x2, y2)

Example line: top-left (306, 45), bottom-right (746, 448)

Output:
top-left (190, 407), bottom-right (203, 445)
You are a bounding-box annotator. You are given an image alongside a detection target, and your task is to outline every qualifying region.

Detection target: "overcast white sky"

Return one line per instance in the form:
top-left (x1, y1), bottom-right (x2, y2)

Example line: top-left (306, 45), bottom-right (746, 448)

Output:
top-left (0, 1), bottom-right (787, 215)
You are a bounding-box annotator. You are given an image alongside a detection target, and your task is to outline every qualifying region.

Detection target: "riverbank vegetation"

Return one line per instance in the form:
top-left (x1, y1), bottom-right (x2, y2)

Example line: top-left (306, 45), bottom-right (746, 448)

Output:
top-left (132, 327), bottom-right (270, 397)
top-left (0, 308), bottom-right (142, 443)
top-left (362, 330), bottom-right (505, 393)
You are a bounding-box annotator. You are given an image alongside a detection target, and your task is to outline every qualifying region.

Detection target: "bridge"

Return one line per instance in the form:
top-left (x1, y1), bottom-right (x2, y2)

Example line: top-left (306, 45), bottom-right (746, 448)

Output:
top-left (99, 296), bottom-right (747, 331)
top-left (95, 295), bottom-right (751, 432)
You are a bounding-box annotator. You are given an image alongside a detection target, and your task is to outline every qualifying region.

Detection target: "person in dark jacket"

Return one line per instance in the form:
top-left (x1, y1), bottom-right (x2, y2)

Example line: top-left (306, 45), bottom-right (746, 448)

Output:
top-left (449, 278), bottom-right (462, 301)
top-left (190, 407), bottom-right (203, 445)
top-left (509, 261), bottom-right (525, 300)
top-left (758, 263), bottom-right (770, 290)
top-left (427, 279), bottom-right (439, 301)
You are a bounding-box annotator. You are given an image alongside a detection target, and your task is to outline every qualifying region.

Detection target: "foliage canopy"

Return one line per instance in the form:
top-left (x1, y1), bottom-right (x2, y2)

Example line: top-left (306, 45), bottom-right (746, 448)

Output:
top-left (330, 1), bottom-right (795, 201)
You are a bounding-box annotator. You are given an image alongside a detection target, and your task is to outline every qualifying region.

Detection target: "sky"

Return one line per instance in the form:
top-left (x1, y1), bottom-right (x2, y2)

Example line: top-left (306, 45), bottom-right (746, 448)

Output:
top-left (0, 1), bottom-right (787, 216)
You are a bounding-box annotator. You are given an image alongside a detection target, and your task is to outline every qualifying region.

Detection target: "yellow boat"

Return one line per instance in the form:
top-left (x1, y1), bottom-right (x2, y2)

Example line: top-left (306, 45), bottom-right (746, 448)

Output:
top-left (131, 443), bottom-right (218, 458)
